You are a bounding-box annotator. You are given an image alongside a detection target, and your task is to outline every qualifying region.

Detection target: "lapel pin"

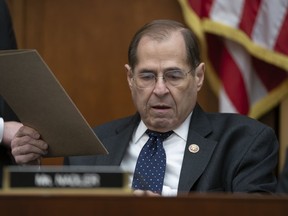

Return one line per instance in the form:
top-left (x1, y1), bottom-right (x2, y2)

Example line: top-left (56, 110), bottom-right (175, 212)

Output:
top-left (188, 144), bottom-right (199, 153)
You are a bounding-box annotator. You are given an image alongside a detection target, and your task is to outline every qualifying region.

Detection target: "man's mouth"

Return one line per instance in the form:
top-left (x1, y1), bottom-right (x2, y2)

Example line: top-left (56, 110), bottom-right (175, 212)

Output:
top-left (151, 105), bottom-right (170, 110)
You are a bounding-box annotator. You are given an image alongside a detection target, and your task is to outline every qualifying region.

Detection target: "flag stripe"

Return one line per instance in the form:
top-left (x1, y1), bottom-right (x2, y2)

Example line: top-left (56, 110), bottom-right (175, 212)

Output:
top-left (206, 34), bottom-right (223, 75)
top-left (225, 39), bottom-right (252, 96)
top-left (220, 45), bottom-right (249, 114)
top-left (220, 87), bottom-right (238, 113)
top-left (239, 0), bottom-right (261, 36)
top-left (274, 9), bottom-right (288, 55)
top-left (252, 57), bottom-right (288, 91)
top-left (249, 67), bottom-right (267, 106)
top-left (210, 0), bottom-right (244, 28)
top-left (252, 0), bottom-right (288, 50)
top-left (187, 0), bottom-right (213, 18)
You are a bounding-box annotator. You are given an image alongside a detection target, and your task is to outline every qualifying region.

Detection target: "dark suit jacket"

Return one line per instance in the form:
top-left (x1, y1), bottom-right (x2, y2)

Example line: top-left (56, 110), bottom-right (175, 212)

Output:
top-left (277, 149), bottom-right (288, 193)
top-left (0, 0), bottom-right (18, 165)
top-left (0, 0), bottom-right (18, 121)
top-left (65, 104), bottom-right (279, 194)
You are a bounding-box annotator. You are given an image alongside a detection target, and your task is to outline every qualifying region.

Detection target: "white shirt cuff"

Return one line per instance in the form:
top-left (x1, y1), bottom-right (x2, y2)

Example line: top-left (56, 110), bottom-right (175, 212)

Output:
top-left (161, 186), bottom-right (178, 196)
top-left (0, 117), bottom-right (4, 143)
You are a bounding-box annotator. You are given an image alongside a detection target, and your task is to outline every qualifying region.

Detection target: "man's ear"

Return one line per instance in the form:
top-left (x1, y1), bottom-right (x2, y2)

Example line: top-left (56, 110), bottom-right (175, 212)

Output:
top-left (125, 64), bottom-right (133, 88)
top-left (195, 62), bottom-right (205, 91)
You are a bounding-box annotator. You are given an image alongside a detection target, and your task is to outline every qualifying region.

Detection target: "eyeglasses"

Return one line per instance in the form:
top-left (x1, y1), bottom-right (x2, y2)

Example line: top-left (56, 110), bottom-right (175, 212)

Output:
top-left (132, 69), bottom-right (193, 89)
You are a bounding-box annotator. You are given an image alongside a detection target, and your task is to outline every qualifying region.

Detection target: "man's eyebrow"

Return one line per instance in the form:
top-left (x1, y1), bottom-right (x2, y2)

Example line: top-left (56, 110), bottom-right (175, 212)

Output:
top-left (137, 67), bottom-right (182, 73)
top-left (138, 69), bottom-right (156, 73)
top-left (163, 67), bottom-right (182, 72)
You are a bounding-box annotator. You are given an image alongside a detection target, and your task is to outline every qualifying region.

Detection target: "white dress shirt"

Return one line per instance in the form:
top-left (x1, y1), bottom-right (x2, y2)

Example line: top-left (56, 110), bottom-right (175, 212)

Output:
top-left (120, 112), bottom-right (192, 196)
top-left (0, 117), bottom-right (4, 143)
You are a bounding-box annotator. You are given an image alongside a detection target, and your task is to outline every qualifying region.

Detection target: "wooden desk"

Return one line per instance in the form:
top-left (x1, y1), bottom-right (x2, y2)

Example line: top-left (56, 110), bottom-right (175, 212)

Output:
top-left (0, 191), bottom-right (287, 216)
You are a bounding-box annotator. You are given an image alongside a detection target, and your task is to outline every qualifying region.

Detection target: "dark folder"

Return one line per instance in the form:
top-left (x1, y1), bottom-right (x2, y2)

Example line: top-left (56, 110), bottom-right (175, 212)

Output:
top-left (0, 49), bottom-right (108, 157)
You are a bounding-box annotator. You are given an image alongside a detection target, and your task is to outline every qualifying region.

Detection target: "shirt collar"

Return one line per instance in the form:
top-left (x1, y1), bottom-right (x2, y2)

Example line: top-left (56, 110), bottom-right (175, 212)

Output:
top-left (133, 112), bottom-right (193, 143)
top-left (133, 120), bottom-right (148, 144)
top-left (173, 112), bottom-right (192, 142)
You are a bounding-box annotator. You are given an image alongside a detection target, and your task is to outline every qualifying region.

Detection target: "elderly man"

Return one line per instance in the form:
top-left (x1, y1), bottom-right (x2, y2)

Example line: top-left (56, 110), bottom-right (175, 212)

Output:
top-left (11, 19), bottom-right (278, 196)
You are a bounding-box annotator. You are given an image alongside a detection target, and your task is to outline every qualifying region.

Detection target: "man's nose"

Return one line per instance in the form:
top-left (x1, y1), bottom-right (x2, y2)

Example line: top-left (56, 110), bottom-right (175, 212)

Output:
top-left (153, 76), bottom-right (169, 95)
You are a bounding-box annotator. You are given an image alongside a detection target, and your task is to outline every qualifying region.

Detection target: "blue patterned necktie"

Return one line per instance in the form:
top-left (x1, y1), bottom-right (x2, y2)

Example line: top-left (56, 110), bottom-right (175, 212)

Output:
top-left (132, 129), bottom-right (173, 194)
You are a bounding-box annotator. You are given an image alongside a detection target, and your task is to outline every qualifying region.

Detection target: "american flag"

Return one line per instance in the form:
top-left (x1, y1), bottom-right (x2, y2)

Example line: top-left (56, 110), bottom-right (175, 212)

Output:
top-left (179, 0), bottom-right (288, 118)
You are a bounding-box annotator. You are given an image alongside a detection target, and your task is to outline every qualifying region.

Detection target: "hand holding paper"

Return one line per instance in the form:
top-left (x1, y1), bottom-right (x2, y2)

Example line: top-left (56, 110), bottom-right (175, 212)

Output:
top-left (11, 125), bottom-right (48, 165)
top-left (0, 49), bottom-right (108, 158)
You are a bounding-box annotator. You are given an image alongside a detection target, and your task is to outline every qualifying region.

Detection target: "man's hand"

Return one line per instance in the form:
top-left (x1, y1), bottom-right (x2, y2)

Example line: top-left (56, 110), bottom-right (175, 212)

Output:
top-left (133, 189), bottom-right (161, 196)
top-left (11, 125), bottom-right (48, 165)
top-left (2, 121), bottom-right (23, 147)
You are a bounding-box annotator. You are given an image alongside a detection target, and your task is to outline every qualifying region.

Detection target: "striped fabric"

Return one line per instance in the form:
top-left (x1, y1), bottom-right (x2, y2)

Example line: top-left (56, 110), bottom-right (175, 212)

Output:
top-left (179, 0), bottom-right (288, 118)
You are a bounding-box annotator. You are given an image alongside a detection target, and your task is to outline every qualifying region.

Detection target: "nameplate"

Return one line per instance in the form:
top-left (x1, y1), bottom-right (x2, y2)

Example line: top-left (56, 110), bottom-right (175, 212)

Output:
top-left (3, 166), bottom-right (128, 189)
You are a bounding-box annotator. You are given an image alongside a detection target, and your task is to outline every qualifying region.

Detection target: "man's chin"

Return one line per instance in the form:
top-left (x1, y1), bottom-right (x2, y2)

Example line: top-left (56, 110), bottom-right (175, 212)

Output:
top-left (147, 118), bottom-right (174, 131)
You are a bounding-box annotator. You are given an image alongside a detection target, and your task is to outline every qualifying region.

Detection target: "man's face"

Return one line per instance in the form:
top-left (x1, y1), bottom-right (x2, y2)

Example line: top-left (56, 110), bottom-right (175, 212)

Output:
top-left (126, 31), bottom-right (204, 132)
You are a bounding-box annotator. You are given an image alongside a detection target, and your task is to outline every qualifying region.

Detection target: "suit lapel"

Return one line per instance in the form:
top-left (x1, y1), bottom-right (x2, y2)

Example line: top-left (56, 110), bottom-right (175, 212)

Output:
top-left (178, 104), bottom-right (217, 192)
top-left (99, 114), bottom-right (140, 165)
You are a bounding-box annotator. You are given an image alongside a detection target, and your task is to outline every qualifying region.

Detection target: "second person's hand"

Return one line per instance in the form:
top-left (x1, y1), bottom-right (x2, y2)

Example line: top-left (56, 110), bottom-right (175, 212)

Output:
top-left (11, 125), bottom-right (48, 165)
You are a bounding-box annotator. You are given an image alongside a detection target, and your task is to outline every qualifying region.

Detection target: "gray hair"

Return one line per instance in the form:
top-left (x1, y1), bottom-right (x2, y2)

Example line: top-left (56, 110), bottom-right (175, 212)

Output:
top-left (128, 19), bottom-right (201, 71)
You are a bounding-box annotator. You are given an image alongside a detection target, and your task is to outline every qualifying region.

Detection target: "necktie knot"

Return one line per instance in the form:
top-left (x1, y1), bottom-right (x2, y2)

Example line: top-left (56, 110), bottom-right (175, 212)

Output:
top-left (146, 129), bottom-right (173, 142)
